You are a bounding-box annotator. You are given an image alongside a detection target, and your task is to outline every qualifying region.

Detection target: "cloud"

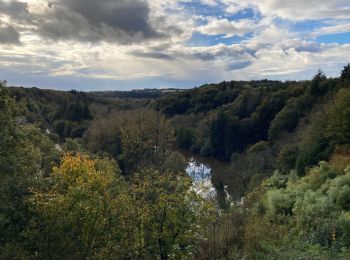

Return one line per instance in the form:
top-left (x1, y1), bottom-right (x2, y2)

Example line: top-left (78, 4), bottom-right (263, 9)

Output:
top-left (255, 0), bottom-right (350, 20)
top-left (314, 22), bottom-right (350, 35)
top-left (0, 0), bottom-right (349, 90)
top-left (201, 0), bottom-right (219, 6)
top-left (248, 23), bottom-right (296, 45)
top-left (294, 42), bottom-right (323, 53)
top-left (0, 0), bottom-right (30, 21)
top-left (197, 17), bottom-right (256, 37)
top-left (129, 50), bottom-right (174, 60)
top-left (222, 0), bottom-right (350, 20)
top-left (228, 60), bottom-right (252, 70)
top-left (25, 0), bottom-right (166, 43)
top-left (60, 0), bottom-right (160, 38)
top-left (0, 22), bottom-right (20, 44)
top-left (129, 44), bottom-right (253, 63)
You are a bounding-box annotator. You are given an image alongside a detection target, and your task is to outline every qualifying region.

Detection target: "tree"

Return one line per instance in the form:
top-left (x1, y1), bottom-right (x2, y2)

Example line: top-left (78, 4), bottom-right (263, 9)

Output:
top-left (119, 109), bottom-right (174, 173)
top-left (326, 88), bottom-right (350, 145)
top-left (308, 69), bottom-right (338, 97)
top-left (176, 126), bottom-right (195, 150)
top-left (85, 115), bottom-right (122, 158)
top-left (29, 154), bottom-right (130, 259)
top-left (209, 111), bottom-right (228, 159)
top-left (341, 63), bottom-right (350, 83)
top-left (277, 145), bottom-right (299, 174)
top-left (0, 81), bottom-right (60, 256)
top-left (129, 170), bottom-right (215, 259)
top-left (268, 94), bottom-right (314, 140)
top-left (86, 108), bottom-right (179, 175)
top-left (295, 137), bottom-right (332, 176)
top-left (86, 109), bottom-right (174, 174)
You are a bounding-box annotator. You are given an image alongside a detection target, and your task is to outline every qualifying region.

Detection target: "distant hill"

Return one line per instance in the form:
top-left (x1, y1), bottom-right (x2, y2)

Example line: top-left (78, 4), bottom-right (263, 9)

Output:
top-left (88, 88), bottom-right (186, 99)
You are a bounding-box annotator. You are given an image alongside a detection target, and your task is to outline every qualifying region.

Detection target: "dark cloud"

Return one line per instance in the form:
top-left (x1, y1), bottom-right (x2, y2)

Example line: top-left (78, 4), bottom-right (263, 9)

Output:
top-left (62, 0), bottom-right (159, 38)
top-left (295, 44), bottom-right (322, 53)
top-left (227, 61), bottom-right (252, 70)
top-left (130, 50), bottom-right (174, 60)
top-left (0, 0), bottom-right (29, 21)
top-left (35, 0), bottom-right (164, 43)
top-left (190, 52), bottom-right (216, 61)
top-left (149, 43), bottom-right (172, 52)
top-left (183, 46), bottom-right (257, 61)
top-left (37, 7), bottom-right (102, 42)
top-left (0, 0), bottom-right (182, 44)
top-left (0, 24), bottom-right (20, 45)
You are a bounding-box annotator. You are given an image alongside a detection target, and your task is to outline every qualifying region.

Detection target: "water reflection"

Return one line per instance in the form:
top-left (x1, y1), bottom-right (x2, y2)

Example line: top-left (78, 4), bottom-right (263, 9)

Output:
top-left (186, 158), bottom-right (216, 200)
top-left (181, 150), bottom-right (245, 208)
top-left (186, 158), bottom-right (211, 181)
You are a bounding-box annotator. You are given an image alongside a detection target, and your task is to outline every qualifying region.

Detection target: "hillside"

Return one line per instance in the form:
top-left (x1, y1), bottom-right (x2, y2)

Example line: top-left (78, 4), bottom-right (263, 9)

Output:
top-left (157, 76), bottom-right (337, 160)
top-left (1, 64), bottom-right (350, 259)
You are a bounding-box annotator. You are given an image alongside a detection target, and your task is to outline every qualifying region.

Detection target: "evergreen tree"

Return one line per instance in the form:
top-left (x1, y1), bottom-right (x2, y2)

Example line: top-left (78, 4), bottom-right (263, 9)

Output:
top-left (341, 63), bottom-right (350, 82)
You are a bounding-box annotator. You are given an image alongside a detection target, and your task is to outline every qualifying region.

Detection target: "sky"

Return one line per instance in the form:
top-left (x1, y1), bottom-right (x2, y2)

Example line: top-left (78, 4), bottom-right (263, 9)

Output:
top-left (0, 0), bottom-right (349, 90)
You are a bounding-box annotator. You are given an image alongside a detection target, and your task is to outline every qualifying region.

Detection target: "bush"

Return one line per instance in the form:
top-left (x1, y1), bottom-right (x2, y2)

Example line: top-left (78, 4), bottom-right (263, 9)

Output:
top-left (338, 213), bottom-right (350, 246)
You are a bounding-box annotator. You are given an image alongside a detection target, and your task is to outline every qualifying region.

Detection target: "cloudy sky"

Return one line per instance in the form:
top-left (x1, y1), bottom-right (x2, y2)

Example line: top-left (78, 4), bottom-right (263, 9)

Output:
top-left (0, 0), bottom-right (350, 90)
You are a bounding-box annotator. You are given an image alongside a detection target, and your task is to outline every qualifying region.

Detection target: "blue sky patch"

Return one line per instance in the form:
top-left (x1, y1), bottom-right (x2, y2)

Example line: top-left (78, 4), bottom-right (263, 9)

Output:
top-left (315, 32), bottom-right (350, 44)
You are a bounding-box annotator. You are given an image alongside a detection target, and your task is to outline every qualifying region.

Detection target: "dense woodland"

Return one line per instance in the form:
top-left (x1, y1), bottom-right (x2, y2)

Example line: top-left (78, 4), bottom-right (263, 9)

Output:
top-left (1, 64), bottom-right (350, 259)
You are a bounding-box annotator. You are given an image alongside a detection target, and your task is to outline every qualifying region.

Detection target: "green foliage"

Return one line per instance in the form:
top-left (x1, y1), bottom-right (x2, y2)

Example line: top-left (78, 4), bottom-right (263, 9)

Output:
top-left (10, 87), bottom-right (93, 139)
top-left (0, 81), bottom-right (60, 254)
top-left (175, 126), bottom-right (195, 149)
top-left (277, 145), bottom-right (299, 174)
top-left (236, 162), bottom-right (350, 258)
top-left (85, 114), bottom-right (122, 158)
top-left (2, 66), bottom-right (350, 259)
top-left (129, 170), bottom-right (215, 259)
top-left (341, 63), bottom-right (350, 83)
top-left (64, 138), bottom-right (84, 154)
top-left (118, 109), bottom-right (174, 173)
top-left (264, 188), bottom-right (294, 220)
top-left (28, 154), bottom-right (130, 259)
top-left (0, 86), bottom-right (213, 258)
top-left (268, 94), bottom-right (314, 140)
top-left (86, 109), bottom-right (175, 175)
top-left (326, 88), bottom-right (350, 145)
top-left (54, 119), bottom-right (65, 136)
top-left (23, 154), bottom-right (213, 259)
top-left (295, 137), bottom-right (333, 176)
top-left (158, 76), bottom-right (336, 161)
top-left (338, 212), bottom-right (350, 246)
top-left (228, 141), bottom-right (275, 193)
top-left (308, 69), bottom-right (327, 96)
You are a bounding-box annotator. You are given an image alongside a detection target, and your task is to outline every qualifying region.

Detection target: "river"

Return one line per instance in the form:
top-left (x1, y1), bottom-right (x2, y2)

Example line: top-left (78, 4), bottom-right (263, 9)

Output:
top-left (181, 150), bottom-right (245, 208)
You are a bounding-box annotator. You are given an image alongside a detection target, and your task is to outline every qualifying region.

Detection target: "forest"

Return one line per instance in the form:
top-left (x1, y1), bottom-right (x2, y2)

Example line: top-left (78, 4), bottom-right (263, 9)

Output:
top-left (1, 63), bottom-right (350, 259)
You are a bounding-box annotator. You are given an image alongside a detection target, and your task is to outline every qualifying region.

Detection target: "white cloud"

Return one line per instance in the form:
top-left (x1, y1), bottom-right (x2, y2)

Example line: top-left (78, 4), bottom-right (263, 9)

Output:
top-left (314, 22), bottom-right (350, 35)
top-left (200, 0), bottom-right (218, 6)
top-left (247, 23), bottom-right (296, 45)
top-left (222, 0), bottom-right (350, 20)
top-left (197, 17), bottom-right (256, 37)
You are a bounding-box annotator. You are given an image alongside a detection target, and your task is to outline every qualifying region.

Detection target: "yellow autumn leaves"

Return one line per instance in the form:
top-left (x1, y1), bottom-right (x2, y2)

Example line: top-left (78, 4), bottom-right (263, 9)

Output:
top-left (28, 153), bottom-right (214, 259)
